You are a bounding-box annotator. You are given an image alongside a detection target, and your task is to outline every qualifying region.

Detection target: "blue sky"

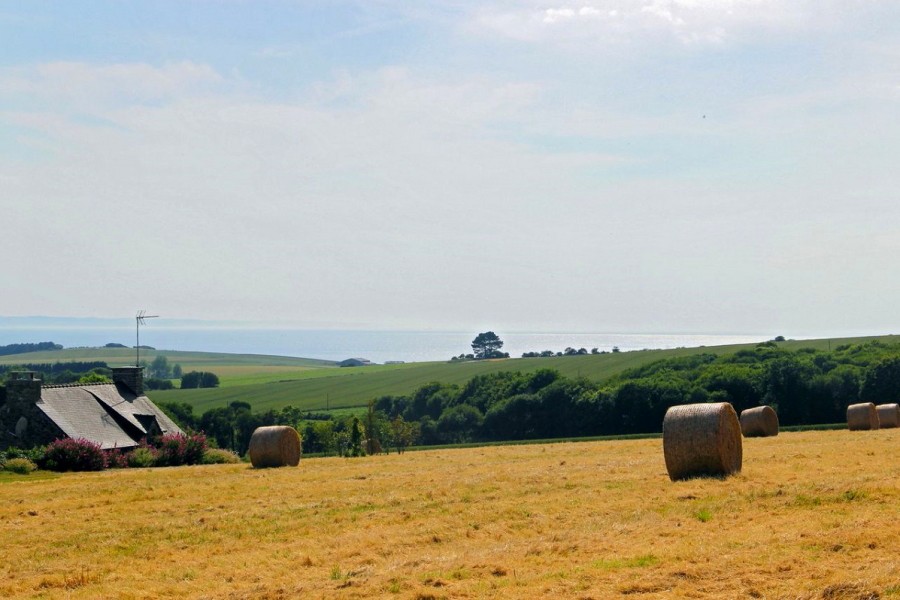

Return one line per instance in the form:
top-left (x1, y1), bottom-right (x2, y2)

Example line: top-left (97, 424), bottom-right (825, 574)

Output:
top-left (2, 1), bottom-right (900, 335)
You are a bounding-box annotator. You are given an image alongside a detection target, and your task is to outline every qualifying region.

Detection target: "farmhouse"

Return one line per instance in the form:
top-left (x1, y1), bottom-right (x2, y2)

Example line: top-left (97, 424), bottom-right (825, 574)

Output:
top-left (338, 358), bottom-right (373, 367)
top-left (0, 367), bottom-right (182, 450)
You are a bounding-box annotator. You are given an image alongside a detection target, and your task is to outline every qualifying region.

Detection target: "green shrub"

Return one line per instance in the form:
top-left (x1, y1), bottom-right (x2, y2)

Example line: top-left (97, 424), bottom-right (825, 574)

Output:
top-left (76, 372), bottom-right (112, 384)
top-left (201, 448), bottom-right (241, 464)
top-left (4, 446), bottom-right (46, 465)
top-left (126, 446), bottom-right (157, 468)
top-left (4, 457), bottom-right (37, 475)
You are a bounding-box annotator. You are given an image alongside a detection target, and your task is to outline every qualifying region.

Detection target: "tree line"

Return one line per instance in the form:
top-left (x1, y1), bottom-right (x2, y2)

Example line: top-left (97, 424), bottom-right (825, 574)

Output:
top-left (0, 362), bottom-right (111, 384)
top-left (0, 342), bottom-right (62, 357)
top-left (0, 356), bottom-right (217, 391)
top-left (156, 401), bottom-right (418, 457)
top-left (456, 331), bottom-right (622, 361)
top-left (159, 339), bottom-right (900, 455)
top-left (377, 340), bottom-right (900, 443)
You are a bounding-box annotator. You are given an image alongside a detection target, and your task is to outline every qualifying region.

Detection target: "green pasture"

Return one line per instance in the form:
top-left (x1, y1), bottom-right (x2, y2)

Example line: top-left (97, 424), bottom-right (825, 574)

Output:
top-left (145, 333), bottom-right (900, 414)
top-left (0, 348), bottom-right (335, 381)
top-left (2, 334), bottom-right (897, 415)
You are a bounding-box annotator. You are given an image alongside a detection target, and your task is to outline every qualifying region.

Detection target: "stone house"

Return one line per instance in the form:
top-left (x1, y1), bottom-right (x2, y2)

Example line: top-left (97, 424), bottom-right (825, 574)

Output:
top-left (0, 367), bottom-right (182, 450)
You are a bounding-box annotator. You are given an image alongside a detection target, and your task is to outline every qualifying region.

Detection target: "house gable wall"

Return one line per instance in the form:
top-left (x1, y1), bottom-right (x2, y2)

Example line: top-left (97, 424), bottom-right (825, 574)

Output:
top-left (0, 373), bottom-right (65, 450)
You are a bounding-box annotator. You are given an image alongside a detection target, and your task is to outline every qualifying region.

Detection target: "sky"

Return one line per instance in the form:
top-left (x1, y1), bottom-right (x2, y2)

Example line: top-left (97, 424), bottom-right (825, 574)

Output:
top-left (1, 0), bottom-right (899, 335)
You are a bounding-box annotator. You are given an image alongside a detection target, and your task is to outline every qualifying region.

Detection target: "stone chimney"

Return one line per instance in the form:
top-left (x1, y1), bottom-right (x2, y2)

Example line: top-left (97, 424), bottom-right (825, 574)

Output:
top-left (6, 372), bottom-right (42, 406)
top-left (2, 372), bottom-right (43, 450)
top-left (112, 367), bottom-right (144, 396)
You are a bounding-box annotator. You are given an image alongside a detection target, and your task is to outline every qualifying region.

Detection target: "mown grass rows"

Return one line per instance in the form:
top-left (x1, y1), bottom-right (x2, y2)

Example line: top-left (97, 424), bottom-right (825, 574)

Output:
top-left (6, 429), bottom-right (896, 598)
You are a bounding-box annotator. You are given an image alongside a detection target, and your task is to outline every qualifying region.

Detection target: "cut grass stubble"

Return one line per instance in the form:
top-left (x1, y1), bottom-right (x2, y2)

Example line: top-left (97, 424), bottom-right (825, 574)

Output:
top-left (0, 429), bottom-right (897, 599)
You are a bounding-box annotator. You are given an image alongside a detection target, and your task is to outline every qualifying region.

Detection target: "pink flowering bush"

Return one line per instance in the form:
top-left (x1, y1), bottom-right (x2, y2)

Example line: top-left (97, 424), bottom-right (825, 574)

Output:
top-left (43, 438), bottom-right (107, 472)
top-left (105, 450), bottom-right (129, 469)
top-left (153, 432), bottom-right (207, 467)
top-left (37, 433), bottom-right (208, 471)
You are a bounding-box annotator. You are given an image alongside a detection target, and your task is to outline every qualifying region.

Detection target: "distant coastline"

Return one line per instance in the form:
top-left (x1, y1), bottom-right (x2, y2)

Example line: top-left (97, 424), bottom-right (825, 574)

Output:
top-left (0, 318), bottom-right (775, 363)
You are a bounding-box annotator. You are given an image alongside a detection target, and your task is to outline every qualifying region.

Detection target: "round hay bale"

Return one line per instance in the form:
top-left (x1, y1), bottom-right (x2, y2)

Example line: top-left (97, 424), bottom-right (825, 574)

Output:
top-left (875, 403), bottom-right (899, 429)
top-left (846, 402), bottom-right (879, 431)
top-left (739, 405), bottom-right (779, 437)
top-left (248, 426), bottom-right (301, 468)
top-left (663, 402), bottom-right (742, 481)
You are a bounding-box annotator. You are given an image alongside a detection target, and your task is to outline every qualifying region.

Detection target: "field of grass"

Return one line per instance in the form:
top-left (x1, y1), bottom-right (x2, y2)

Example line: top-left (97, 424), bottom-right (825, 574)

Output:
top-left (3, 334), bottom-right (899, 414)
top-left (0, 347), bottom-right (335, 370)
top-left (1, 428), bottom-right (897, 598)
top-left (0, 348), bottom-right (337, 388)
top-left (147, 334), bottom-right (900, 413)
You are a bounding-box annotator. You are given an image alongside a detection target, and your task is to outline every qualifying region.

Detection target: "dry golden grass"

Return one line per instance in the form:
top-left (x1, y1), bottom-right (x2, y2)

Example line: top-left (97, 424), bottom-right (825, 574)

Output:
top-left (1, 430), bottom-right (897, 599)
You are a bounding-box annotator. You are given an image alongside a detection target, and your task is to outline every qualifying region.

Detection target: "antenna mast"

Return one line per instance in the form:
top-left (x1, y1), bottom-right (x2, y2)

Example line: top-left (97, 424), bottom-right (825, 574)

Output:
top-left (135, 310), bottom-right (159, 367)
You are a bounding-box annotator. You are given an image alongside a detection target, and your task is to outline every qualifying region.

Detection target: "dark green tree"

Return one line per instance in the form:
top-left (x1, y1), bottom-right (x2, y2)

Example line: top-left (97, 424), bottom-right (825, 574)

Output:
top-left (405, 382), bottom-right (456, 421)
top-left (181, 371), bottom-right (220, 389)
top-left (696, 363), bottom-right (763, 414)
top-left (230, 402), bottom-right (260, 455)
top-left (483, 393), bottom-right (542, 440)
top-left (364, 400), bottom-right (386, 455)
top-left (309, 420), bottom-right (337, 455)
top-left (860, 356), bottom-right (900, 404)
top-left (76, 372), bottom-right (112, 384)
top-left (349, 416), bottom-right (365, 457)
top-left (762, 356), bottom-right (816, 425)
top-left (157, 401), bottom-right (198, 430)
top-left (199, 406), bottom-right (236, 449)
top-left (471, 331), bottom-right (505, 359)
top-left (389, 415), bottom-right (419, 453)
top-left (417, 416), bottom-right (440, 445)
top-left (149, 355), bottom-right (170, 379)
top-left (437, 404), bottom-right (484, 443)
top-left (200, 372), bottom-right (220, 388)
top-left (809, 365), bottom-right (862, 423)
top-left (144, 378), bottom-right (174, 390)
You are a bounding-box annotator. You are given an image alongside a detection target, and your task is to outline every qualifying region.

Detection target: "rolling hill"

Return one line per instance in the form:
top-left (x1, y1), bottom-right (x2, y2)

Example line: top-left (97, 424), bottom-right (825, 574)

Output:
top-left (4, 334), bottom-right (896, 414)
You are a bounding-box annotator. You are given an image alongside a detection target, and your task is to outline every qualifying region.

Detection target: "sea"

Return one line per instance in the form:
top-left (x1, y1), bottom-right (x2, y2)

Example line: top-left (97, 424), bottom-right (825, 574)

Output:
top-left (0, 320), bottom-right (773, 364)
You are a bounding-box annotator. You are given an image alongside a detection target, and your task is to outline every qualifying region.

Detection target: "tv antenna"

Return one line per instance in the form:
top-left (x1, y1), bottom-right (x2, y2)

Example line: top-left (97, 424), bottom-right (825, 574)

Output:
top-left (135, 310), bottom-right (159, 367)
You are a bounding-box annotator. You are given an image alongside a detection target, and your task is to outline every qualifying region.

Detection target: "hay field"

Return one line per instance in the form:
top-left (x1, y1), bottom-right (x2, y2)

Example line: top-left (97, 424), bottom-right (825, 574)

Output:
top-left (1, 430), bottom-right (897, 599)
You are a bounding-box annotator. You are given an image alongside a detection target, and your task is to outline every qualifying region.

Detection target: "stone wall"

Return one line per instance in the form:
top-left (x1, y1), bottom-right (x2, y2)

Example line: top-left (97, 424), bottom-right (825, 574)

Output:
top-left (0, 372), bottom-right (65, 450)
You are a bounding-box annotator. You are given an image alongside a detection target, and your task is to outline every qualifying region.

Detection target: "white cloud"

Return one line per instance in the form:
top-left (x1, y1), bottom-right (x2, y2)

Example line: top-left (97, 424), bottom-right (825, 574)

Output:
top-left (0, 61), bottom-right (631, 325)
top-left (543, 8), bottom-right (575, 23)
top-left (3, 34), bottom-right (900, 332)
top-left (472, 0), bottom-right (835, 46)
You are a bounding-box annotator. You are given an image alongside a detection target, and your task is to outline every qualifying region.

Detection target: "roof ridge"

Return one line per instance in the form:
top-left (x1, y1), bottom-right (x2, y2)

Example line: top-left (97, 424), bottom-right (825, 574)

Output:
top-left (43, 382), bottom-right (115, 389)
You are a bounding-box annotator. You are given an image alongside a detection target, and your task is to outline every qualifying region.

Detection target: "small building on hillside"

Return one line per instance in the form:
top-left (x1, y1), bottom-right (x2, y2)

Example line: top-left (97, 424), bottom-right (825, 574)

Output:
top-left (338, 358), bottom-right (373, 368)
top-left (0, 367), bottom-right (182, 450)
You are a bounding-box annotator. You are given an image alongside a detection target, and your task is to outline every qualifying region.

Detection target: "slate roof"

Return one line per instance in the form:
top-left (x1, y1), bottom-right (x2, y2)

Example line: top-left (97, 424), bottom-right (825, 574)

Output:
top-left (36, 383), bottom-right (183, 450)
